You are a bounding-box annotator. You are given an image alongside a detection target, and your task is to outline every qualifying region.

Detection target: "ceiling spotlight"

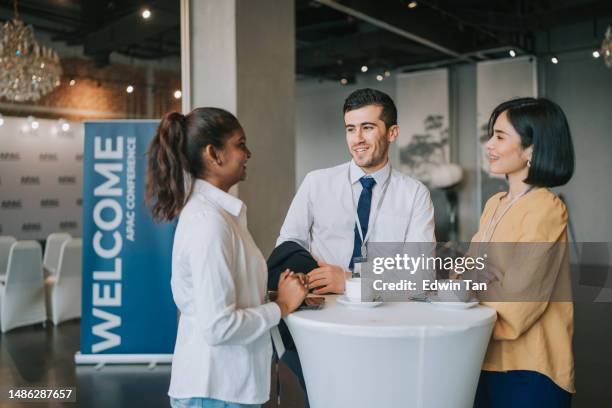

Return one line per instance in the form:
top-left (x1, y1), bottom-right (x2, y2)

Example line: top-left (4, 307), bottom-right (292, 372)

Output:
top-left (126, 85), bottom-right (134, 93)
top-left (361, 65), bottom-right (368, 73)
top-left (551, 56), bottom-right (559, 64)
top-left (0, 113), bottom-right (4, 127)
top-left (69, 79), bottom-right (76, 86)
top-left (174, 90), bottom-right (182, 99)
top-left (384, 70), bottom-right (391, 77)
top-left (61, 122), bottom-right (70, 132)
top-left (376, 74), bottom-right (384, 81)
top-left (509, 49), bottom-right (516, 58)
top-left (407, 1), bottom-right (418, 9)
top-left (142, 9), bottom-right (151, 19)
top-left (592, 50), bottom-right (601, 58)
top-left (340, 78), bottom-right (348, 85)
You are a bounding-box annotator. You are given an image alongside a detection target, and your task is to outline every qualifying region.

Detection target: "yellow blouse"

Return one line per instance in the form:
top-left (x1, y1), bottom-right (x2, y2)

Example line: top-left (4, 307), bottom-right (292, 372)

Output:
top-left (472, 188), bottom-right (575, 393)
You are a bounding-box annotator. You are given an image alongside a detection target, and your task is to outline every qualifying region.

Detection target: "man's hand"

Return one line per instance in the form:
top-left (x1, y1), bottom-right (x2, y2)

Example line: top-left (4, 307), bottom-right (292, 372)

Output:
top-left (307, 260), bottom-right (348, 294)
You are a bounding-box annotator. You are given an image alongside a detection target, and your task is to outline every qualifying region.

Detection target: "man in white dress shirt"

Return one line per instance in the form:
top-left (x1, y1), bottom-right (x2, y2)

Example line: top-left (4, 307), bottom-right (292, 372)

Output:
top-left (277, 88), bottom-right (435, 293)
top-left (275, 88), bottom-right (435, 405)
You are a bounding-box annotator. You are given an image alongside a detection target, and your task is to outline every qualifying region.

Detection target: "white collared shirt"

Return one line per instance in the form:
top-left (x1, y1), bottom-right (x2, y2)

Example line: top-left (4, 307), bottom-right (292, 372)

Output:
top-left (277, 160), bottom-right (435, 269)
top-left (168, 179), bottom-right (281, 404)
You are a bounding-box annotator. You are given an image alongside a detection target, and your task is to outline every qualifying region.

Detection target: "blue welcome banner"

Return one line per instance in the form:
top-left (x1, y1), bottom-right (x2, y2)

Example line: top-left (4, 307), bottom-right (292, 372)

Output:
top-left (80, 120), bottom-right (177, 357)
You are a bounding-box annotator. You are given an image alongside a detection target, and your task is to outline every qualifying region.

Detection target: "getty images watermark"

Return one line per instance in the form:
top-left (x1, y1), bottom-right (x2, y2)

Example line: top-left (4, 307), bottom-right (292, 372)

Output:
top-left (357, 242), bottom-right (612, 303)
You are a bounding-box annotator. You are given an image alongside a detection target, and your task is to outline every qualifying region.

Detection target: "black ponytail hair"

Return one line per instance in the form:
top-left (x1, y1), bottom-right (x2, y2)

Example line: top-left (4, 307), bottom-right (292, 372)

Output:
top-left (146, 107), bottom-right (242, 221)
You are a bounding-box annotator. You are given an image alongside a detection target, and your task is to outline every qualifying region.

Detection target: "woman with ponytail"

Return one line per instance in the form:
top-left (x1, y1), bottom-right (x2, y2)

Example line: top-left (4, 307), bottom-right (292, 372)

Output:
top-left (146, 108), bottom-right (307, 408)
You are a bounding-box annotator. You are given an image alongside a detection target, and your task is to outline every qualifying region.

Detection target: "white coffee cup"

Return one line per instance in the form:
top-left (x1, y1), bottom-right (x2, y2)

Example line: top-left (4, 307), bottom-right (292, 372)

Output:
top-left (345, 278), bottom-right (362, 302)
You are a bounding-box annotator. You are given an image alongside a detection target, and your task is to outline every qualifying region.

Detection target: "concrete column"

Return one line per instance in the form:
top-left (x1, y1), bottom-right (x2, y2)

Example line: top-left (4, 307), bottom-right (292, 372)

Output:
top-left (181, 0), bottom-right (295, 254)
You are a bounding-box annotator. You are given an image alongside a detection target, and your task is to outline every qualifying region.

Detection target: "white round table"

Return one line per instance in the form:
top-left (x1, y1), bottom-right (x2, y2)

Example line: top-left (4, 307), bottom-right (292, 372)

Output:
top-left (284, 296), bottom-right (496, 408)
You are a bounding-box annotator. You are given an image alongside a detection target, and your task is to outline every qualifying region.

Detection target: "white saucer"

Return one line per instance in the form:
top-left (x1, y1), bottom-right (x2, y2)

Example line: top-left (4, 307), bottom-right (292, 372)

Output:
top-left (430, 300), bottom-right (479, 309)
top-left (337, 295), bottom-right (383, 308)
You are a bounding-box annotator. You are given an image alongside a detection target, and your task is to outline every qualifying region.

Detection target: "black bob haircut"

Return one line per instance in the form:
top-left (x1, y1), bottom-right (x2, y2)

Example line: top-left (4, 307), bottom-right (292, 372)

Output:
top-left (343, 88), bottom-right (397, 129)
top-left (488, 97), bottom-right (575, 188)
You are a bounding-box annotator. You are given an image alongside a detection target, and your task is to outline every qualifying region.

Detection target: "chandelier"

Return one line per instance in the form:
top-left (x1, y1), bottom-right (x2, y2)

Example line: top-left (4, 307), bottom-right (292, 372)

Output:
top-left (0, 0), bottom-right (62, 102)
top-left (603, 26), bottom-right (612, 69)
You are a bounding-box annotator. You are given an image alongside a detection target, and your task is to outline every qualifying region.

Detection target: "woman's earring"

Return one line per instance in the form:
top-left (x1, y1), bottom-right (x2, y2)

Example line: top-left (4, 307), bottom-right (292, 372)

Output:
top-left (527, 159), bottom-right (531, 168)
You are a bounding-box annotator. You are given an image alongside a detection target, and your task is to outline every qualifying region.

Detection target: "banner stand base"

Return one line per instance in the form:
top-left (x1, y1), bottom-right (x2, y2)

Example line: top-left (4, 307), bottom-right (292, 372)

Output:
top-left (74, 352), bottom-right (172, 369)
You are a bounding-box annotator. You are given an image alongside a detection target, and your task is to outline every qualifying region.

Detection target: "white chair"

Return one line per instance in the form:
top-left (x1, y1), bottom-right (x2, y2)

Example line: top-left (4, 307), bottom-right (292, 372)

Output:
top-left (0, 241), bottom-right (46, 333)
top-left (43, 233), bottom-right (71, 276)
top-left (45, 238), bottom-right (82, 325)
top-left (0, 236), bottom-right (17, 280)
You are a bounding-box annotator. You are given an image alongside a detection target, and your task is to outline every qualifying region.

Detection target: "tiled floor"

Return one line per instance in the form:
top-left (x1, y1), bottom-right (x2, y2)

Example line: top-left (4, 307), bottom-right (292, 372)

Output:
top-left (0, 321), bottom-right (305, 408)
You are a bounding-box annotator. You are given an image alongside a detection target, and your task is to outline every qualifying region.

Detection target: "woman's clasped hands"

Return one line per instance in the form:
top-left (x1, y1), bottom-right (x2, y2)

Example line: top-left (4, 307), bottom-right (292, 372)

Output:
top-left (275, 269), bottom-right (309, 316)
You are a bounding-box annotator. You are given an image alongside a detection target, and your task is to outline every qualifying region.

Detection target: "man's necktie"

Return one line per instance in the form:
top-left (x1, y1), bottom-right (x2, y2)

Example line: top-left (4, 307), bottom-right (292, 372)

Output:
top-left (349, 176), bottom-right (376, 270)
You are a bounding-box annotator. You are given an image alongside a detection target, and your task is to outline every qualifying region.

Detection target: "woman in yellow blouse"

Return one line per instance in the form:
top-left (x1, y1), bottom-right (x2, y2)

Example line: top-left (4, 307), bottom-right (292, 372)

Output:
top-left (472, 97), bottom-right (575, 407)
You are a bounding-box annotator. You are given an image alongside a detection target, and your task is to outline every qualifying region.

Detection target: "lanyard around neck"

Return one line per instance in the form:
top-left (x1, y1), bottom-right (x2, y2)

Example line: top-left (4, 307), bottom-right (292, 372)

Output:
top-left (482, 186), bottom-right (535, 242)
top-left (349, 164), bottom-right (392, 253)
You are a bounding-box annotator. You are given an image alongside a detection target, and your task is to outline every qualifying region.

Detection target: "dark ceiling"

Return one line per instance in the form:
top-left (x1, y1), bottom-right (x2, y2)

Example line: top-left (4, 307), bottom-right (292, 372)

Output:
top-left (1, 0), bottom-right (611, 81)
top-left (0, 0), bottom-right (181, 66)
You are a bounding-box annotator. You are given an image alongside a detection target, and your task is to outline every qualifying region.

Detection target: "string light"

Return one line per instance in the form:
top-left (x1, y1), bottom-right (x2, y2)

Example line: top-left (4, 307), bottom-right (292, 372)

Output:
top-left (48, 73), bottom-right (186, 101)
top-left (27, 116), bottom-right (39, 129)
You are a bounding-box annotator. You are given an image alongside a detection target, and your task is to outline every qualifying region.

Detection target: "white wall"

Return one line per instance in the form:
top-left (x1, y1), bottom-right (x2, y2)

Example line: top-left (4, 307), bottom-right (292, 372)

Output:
top-left (542, 50), bottom-right (612, 242)
top-left (0, 116), bottom-right (84, 240)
